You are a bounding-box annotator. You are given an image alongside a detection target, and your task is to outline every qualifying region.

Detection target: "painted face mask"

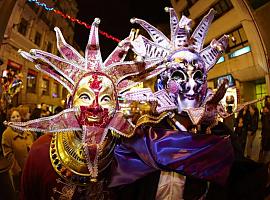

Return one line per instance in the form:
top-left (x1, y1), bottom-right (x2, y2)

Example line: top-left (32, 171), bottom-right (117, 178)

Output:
top-left (166, 50), bottom-right (207, 111)
top-left (73, 73), bottom-right (117, 128)
top-left (131, 8), bottom-right (228, 113)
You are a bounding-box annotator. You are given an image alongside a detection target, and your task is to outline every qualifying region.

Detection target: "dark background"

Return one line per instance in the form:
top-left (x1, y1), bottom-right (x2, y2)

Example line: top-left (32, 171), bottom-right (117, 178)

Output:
top-left (74, 0), bottom-right (172, 58)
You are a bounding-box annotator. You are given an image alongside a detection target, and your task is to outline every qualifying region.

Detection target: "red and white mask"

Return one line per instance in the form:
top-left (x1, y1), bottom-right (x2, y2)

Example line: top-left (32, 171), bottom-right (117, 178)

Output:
top-left (73, 72), bottom-right (117, 128)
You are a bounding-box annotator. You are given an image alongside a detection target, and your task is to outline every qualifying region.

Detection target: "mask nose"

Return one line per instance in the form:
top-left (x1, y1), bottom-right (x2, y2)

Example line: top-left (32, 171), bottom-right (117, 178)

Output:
top-left (185, 79), bottom-right (196, 95)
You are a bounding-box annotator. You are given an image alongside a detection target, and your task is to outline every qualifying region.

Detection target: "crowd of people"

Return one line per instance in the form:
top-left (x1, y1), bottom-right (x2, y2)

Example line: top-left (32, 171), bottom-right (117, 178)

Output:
top-left (0, 102), bottom-right (63, 199)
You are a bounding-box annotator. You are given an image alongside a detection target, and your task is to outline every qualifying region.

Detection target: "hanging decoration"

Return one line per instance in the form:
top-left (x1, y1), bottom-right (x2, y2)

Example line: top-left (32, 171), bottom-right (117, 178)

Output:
top-left (27, 0), bottom-right (121, 42)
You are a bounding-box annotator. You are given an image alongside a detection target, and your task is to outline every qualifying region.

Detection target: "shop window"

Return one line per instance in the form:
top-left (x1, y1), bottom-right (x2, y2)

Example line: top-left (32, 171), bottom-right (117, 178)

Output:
top-left (256, 83), bottom-right (266, 113)
top-left (18, 18), bottom-right (28, 36)
top-left (34, 32), bottom-right (42, 46)
top-left (52, 82), bottom-right (59, 98)
top-left (41, 78), bottom-right (49, 95)
top-left (26, 70), bottom-right (37, 93)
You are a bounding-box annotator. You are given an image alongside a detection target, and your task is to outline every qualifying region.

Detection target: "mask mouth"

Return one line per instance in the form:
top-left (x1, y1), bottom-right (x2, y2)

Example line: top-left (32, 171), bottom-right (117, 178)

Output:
top-left (183, 94), bottom-right (197, 100)
top-left (87, 115), bottom-right (101, 122)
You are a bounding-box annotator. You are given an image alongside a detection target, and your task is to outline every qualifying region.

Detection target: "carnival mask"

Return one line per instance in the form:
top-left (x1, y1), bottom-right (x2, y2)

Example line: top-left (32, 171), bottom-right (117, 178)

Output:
top-left (73, 73), bottom-right (117, 128)
top-left (162, 50), bottom-right (207, 112)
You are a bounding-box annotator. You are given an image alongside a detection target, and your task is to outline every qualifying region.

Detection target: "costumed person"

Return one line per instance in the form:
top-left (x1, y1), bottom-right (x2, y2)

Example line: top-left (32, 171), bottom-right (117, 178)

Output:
top-left (1, 107), bottom-right (35, 197)
top-left (6, 18), bottom-right (234, 200)
top-left (114, 7), bottom-right (269, 200)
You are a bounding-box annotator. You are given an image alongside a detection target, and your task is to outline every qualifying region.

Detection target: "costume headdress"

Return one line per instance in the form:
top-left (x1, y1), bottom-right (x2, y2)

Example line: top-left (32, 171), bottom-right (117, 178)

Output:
top-left (130, 8), bottom-right (230, 128)
top-left (131, 8), bottom-right (228, 72)
top-left (10, 18), bottom-right (157, 182)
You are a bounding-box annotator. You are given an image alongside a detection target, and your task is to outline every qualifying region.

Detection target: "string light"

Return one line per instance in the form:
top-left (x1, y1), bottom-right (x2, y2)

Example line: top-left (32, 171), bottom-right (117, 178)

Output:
top-left (28, 0), bottom-right (54, 11)
top-left (27, 0), bottom-right (121, 42)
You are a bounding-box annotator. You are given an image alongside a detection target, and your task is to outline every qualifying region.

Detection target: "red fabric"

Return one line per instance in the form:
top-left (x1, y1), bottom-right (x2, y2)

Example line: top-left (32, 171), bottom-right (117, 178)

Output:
top-left (20, 133), bottom-right (58, 200)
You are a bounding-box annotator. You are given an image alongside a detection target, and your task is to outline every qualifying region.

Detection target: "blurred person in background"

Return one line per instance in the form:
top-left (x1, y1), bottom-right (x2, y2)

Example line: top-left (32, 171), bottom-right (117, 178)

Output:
top-left (1, 107), bottom-right (35, 196)
top-left (17, 105), bottom-right (31, 122)
top-left (0, 100), bottom-right (15, 200)
top-left (235, 105), bottom-right (250, 154)
top-left (29, 107), bottom-right (42, 139)
top-left (246, 104), bottom-right (259, 159)
top-left (53, 106), bottom-right (63, 115)
top-left (40, 103), bottom-right (51, 117)
top-left (261, 96), bottom-right (270, 163)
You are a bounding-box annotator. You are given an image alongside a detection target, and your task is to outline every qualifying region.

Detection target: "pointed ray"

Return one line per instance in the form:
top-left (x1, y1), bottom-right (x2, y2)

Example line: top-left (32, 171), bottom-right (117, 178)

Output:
top-left (35, 64), bottom-right (74, 94)
top-left (54, 27), bottom-right (84, 65)
top-left (33, 49), bottom-right (87, 85)
top-left (132, 35), bottom-right (170, 59)
top-left (18, 50), bottom-right (74, 93)
top-left (85, 18), bottom-right (103, 71)
top-left (191, 9), bottom-right (216, 51)
top-left (6, 108), bottom-right (81, 132)
top-left (200, 35), bottom-right (229, 71)
top-left (166, 7), bottom-right (179, 41)
top-left (131, 18), bottom-right (171, 48)
top-left (104, 37), bottom-right (131, 67)
top-left (173, 15), bottom-right (192, 49)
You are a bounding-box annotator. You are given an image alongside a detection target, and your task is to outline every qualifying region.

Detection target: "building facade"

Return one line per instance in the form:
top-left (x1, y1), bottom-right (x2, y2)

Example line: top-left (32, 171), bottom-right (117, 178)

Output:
top-left (0, 0), bottom-right (79, 111)
top-left (170, 0), bottom-right (270, 110)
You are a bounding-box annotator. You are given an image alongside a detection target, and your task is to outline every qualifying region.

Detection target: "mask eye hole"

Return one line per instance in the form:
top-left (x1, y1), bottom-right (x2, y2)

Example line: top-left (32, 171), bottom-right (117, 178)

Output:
top-left (79, 93), bottom-right (91, 100)
top-left (100, 95), bottom-right (111, 103)
top-left (193, 70), bottom-right (203, 81)
top-left (171, 70), bottom-right (187, 81)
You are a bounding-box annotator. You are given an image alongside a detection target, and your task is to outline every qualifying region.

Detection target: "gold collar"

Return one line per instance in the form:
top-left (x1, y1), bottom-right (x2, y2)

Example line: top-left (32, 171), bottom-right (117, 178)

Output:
top-left (50, 131), bottom-right (116, 185)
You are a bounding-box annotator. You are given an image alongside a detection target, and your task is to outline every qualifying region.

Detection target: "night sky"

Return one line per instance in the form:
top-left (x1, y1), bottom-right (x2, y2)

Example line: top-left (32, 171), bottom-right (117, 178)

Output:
top-left (74, 0), bottom-right (172, 58)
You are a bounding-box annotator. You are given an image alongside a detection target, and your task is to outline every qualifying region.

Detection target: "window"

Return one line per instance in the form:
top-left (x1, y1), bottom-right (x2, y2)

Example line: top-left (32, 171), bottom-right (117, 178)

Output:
top-left (34, 32), bottom-right (42, 46)
top-left (18, 18), bottom-right (28, 36)
top-left (62, 88), bottom-right (68, 99)
top-left (213, 0), bottom-right (233, 20)
top-left (47, 42), bottom-right (53, 53)
top-left (227, 26), bottom-right (248, 52)
top-left (229, 46), bottom-right (251, 58)
top-left (52, 82), bottom-right (59, 98)
top-left (194, 0), bottom-right (233, 25)
top-left (27, 70), bottom-right (37, 93)
top-left (41, 77), bottom-right (49, 95)
top-left (256, 82), bottom-right (266, 114)
top-left (249, 0), bottom-right (269, 9)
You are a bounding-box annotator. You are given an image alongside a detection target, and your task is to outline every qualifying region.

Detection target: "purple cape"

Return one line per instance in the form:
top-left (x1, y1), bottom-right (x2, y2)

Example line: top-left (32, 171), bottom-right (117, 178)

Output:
top-left (110, 127), bottom-right (234, 187)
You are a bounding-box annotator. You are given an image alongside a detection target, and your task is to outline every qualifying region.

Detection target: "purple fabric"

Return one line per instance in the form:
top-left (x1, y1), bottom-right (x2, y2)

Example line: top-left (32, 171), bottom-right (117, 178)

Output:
top-left (110, 127), bottom-right (234, 187)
